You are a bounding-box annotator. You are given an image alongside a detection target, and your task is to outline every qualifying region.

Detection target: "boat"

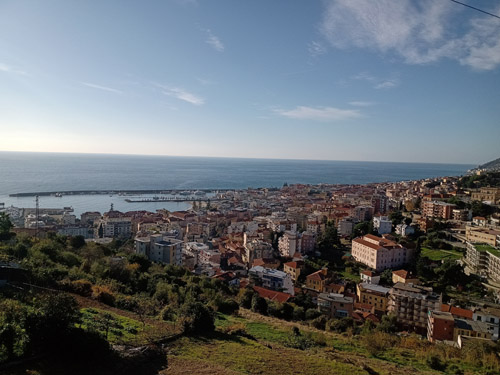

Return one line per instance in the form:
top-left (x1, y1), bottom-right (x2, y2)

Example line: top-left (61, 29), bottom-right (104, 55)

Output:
top-left (179, 191), bottom-right (191, 196)
top-left (194, 190), bottom-right (206, 196)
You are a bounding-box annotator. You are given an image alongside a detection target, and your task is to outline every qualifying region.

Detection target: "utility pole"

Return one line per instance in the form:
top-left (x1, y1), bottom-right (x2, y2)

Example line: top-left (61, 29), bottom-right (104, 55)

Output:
top-left (35, 195), bottom-right (39, 239)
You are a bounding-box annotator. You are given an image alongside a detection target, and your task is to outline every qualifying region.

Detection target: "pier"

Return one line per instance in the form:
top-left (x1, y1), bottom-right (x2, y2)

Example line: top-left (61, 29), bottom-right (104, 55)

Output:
top-left (124, 197), bottom-right (224, 203)
top-left (9, 189), bottom-right (233, 198)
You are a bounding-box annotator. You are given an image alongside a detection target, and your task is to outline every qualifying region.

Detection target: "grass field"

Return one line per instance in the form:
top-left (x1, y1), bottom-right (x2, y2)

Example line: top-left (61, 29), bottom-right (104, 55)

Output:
top-left (162, 311), bottom-right (451, 375)
top-left (421, 247), bottom-right (463, 261)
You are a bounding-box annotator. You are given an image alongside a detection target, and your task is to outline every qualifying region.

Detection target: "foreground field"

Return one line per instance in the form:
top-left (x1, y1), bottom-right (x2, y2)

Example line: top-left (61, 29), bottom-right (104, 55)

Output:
top-left (163, 311), bottom-right (446, 375)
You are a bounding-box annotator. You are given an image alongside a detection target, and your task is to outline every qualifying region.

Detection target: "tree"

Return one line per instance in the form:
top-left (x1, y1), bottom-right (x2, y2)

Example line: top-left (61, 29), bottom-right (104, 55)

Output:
top-left (251, 295), bottom-right (268, 315)
top-left (377, 314), bottom-right (398, 333)
top-left (389, 211), bottom-right (404, 226)
top-left (0, 212), bottom-right (14, 241)
top-left (179, 301), bottom-right (215, 334)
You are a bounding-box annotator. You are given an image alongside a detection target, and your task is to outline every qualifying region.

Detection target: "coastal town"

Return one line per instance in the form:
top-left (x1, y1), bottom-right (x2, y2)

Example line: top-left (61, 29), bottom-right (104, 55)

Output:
top-left (3, 170), bottom-right (500, 351)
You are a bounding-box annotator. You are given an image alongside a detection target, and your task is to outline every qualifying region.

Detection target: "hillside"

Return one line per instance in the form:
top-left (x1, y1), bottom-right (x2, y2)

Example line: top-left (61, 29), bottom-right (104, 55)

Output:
top-left (479, 157), bottom-right (500, 171)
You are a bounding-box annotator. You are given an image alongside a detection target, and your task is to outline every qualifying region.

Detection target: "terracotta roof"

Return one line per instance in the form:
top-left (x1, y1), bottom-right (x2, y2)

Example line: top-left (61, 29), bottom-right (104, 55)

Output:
top-left (393, 269), bottom-right (410, 279)
top-left (441, 304), bottom-right (473, 319)
top-left (284, 261), bottom-right (303, 269)
top-left (253, 286), bottom-right (292, 303)
top-left (361, 270), bottom-right (376, 277)
top-left (306, 270), bottom-right (326, 281)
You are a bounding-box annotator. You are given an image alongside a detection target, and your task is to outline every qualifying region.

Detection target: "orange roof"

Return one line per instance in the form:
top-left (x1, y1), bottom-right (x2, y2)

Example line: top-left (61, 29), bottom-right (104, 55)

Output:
top-left (253, 286), bottom-right (292, 303)
top-left (441, 304), bottom-right (473, 319)
top-left (307, 270), bottom-right (326, 281)
top-left (393, 269), bottom-right (410, 279)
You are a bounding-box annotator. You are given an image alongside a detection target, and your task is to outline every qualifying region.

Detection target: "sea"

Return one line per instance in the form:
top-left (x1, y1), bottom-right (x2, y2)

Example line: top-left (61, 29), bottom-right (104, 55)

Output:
top-left (0, 152), bottom-right (474, 217)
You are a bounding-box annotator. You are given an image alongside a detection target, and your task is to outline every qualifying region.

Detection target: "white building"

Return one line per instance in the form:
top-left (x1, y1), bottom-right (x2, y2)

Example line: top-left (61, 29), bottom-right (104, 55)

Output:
top-left (278, 231), bottom-right (299, 257)
top-left (135, 234), bottom-right (183, 266)
top-left (395, 224), bottom-right (415, 237)
top-left (249, 266), bottom-right (294, 295)
top-left (373, 216), bottom-right (392, 235)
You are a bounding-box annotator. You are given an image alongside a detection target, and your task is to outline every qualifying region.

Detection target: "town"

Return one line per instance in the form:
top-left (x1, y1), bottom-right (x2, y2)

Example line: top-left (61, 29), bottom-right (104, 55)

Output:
top-left (2, 170), bottom-right (500, 355)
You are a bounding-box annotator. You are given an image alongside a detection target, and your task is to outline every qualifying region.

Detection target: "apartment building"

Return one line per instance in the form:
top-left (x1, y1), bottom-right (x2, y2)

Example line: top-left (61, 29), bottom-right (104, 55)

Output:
top-left (306, 269), bottom-right (328, 292)
top-left (352, 234), bottom-right (412, 271)
top-left (283, 260), bottom-right (304, 282)
top-left (135, 234), bottom-right (183, 266)
top-left (466, 226), bottom-right (500, 247)
top-left (471, 187), bottom-right (500, 204)
top-left (318, 293), bottom-right (354, 318)
top-left (244, 239), bottom-right (274, 265)
top-left (278, 230), bottom-right (299, 257)
top-left (249, 266), bottom-right (294, 295)
top-left (373, 216), bottom-right (392, 235)
top-left (421, 200), bottom-right (456, 219)
top-left (465, 241), bottom-right (500, 283)
top-left (356, 283), bottom-right (390, 314)
top-left (387, 283), bottom-right (442, 334)
top-left (427, 311), bottom-right (455, 343)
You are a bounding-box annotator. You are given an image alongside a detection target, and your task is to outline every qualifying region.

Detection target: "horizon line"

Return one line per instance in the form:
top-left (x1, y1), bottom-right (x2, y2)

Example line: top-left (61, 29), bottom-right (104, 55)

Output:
top-left (0, 149), bottom-right (479, 166)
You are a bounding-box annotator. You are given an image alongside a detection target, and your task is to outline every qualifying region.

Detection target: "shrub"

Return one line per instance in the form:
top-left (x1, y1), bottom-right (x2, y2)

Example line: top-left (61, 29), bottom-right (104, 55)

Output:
top-left (292, 306), bottom-right (305, 321)
top-left (217, 299), bottom-right (239, 315)
top-left (92, 285), bottom-right (115, 306)
top-left (251, 295), bottom-right (267, 315)
top-left (426, 355), bottom-right (447, 371)
top-left (305, 308), bottom-right (321, 320)
top-left (70, 279), bottom-right (93, 297)
top-left (311, 315), bottom-right (327, 330)
top-left (179, 301), bottom-right (215, 334)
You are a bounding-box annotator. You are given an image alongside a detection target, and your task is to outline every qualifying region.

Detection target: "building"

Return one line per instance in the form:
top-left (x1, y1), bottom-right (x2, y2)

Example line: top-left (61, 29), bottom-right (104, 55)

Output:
top-left (318, 293), bottom-right (354, 318)
top-left (466, 226), bottom-right (500, 247)
top-left (278, 231), bottom-right (299, 257)
top-left (392, 269), bottom-right (419, 285)
top-left (352, 234), bottom-right (412, 271)
top-left (360, 270), bottom-right (380, 284)
top-left (395, 224), bottom-right (415, 237)
top-left (135, 234), bottom-right (183, 266)
top-left (338, 217), bottom-right (356, 236)
top-left (454, 319), bottom-right (492, 341)
top-left (373, 216), bottom-right (392, 235)
top-left (353, 205), bottom-right (374, 222)
top-left (427, 311), bottom-right (455, 343)
top-left (422, 201), bottom-right (455, 220)
top-left (471, 187), bottom-right (500, 204)
top-left (244, 239), bottom-right (274, 265)
top-left (95, 217), bottom-right (132, 239)
top-left (283, 260), bottom-right (304, 282)
top-left (465, 241), bottom-right (500, 283)
top-left (306, 269), bottom-right (328, 292)
top-left (356, 283), bottom-right (390, 314)
top-left (249, 266), bottom-right (294, 295)
top-left (387, 283), bottom-right (442, 333)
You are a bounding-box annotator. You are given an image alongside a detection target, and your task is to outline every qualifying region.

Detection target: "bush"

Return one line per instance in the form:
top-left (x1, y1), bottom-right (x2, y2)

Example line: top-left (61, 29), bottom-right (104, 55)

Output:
top-left (70, 279), bottom-right (93, 297)
top-left (251, 295), bottom-right (267, 315)
top-left (311, 315), bottom-right (327, 330)
top-left (284, 327), bottom-right (316, 350)
top-left (217, 298), bottom-right (239, 315)
top-left (92, 285), bottom-right (115, 306)
top-left (426, 355), bottom-right (447, 371)
top-left (292, 306), bottom-right (305, 321)
top-left (305, 308), bottom-right (321, 320)
top-left (179, 301), bottom-right (215, 334)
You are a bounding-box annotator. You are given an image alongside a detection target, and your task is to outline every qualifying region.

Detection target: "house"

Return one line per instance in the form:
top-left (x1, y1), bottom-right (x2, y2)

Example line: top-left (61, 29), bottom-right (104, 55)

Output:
top-left (135, 234), bottom-right (183, 266)
top-left (356, 283), bottom-right (390, 315)
top-left (283, 260), bottom-right (304, 282)
top-left (317, 293), bottom-right (354, 318)
top-left (249, 266), bottom-right (294, 295)
top-left (253, 286), bottom-right (292, 303)
top-left (360, 270), bottom-right (380, 285)
top-left (306, 269), bottom-right (328, 292)
top-left (454, 319), bottom-right (492, 341)
top-left (392, 269), bottom-right (419, 285)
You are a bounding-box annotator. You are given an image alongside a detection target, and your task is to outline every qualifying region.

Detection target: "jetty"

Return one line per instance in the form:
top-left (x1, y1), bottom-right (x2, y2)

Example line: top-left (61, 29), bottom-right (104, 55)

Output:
top-left (124, 197), bottom-right (224, 203)
top-left (9, 189), bottom-right (233, 197)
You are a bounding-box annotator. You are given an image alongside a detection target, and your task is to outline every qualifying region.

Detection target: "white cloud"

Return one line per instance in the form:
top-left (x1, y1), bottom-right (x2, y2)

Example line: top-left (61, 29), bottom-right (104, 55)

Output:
top-left (320, 0), bottom-right (500, 70)
top-left (353, 72), bottom-right (400, 89)
top-left (349, 101), bottom-right (374, 107)
top-left (161, 86), bottom-right (205, 105)
top-left (275, 106), bottom-right (362, 122)
top-left (0, 62), bottom-right (27, 76)
top-left (206, 29), bottom-right (224, 52)
top-left (80, 82), bottom-right (123, 94)
top-left (308, 41), bottom-right (327, 57)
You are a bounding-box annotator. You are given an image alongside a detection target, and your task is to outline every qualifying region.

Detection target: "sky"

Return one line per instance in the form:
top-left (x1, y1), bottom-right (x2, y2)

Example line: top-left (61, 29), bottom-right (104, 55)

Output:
top-left (0, 0), bottom-right (499, 164)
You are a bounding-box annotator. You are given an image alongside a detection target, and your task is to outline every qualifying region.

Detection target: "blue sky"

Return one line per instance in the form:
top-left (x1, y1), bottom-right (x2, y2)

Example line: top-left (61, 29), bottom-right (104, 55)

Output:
top-left (0, 0), bottom-right (499, 164)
